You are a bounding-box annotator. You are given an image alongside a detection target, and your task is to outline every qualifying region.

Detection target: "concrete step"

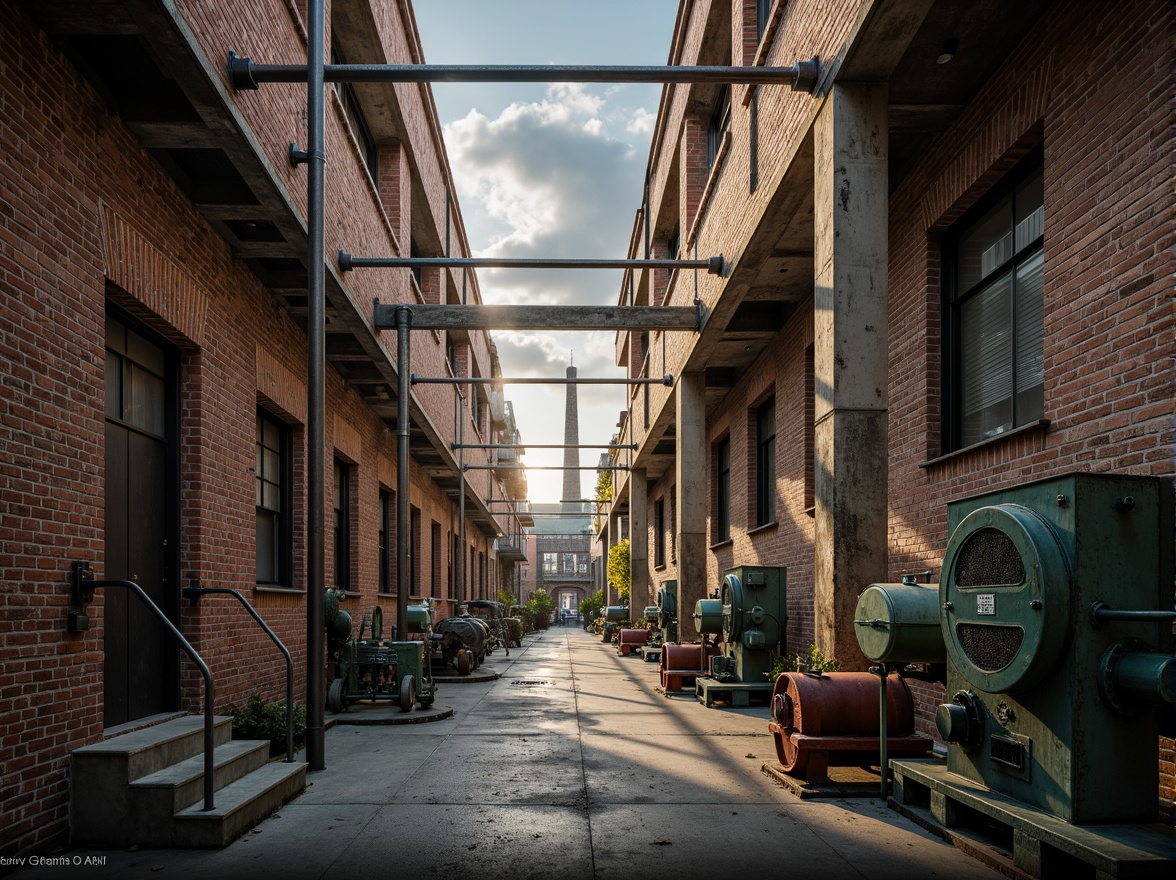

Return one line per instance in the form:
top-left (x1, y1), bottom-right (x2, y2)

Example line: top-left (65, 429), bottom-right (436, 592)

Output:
top-left (171, 760), bottom-right (308, 848)
top-left (129, 739), bottom-right (272, 838)
top-left (71, 715), bottom-right (234, 847)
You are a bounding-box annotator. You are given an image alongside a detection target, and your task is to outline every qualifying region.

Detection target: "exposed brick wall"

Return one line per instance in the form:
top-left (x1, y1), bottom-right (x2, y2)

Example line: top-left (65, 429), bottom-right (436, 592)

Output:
top-left (0, 0), bottom-right (502, 855)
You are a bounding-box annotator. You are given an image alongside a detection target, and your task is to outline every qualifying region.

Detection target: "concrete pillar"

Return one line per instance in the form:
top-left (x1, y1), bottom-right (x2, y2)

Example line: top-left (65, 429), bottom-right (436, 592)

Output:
top-left (675, 372), bottom-right (707, 643)
top-left (813, 83), bottom-right (889, 670)
top-left (604, 508), bottom-right (617, 607)
top-left (629, 468), bottom-right (649, 611)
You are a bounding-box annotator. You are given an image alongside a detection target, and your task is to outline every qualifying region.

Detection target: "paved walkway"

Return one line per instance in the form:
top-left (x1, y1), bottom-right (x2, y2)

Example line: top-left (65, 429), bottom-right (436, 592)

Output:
top-left (13, 627), bottom-right (1001, 880)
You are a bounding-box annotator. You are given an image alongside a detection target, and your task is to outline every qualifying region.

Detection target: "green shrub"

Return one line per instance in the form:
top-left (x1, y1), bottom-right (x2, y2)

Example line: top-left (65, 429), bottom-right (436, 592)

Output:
top-left (770, 644), bottom-right (841, 677)
top-left (229, 692), bottom-right (306, 757)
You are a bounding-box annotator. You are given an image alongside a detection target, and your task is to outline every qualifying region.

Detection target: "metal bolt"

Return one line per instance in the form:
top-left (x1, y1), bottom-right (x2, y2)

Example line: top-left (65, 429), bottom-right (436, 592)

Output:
top-left (1055, 495), bottom-right (1067, 507)
top-left (942, 601), bottom-right (954, 611)
top-left (1030, 600), bottom-right (1042, 610)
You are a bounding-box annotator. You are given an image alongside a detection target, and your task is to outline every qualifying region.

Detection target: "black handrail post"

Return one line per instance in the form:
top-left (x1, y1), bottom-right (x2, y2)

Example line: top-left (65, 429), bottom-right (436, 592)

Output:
top-left (74, 566), bottom-right (216, 811)
top-left (184, 585), bottom-right (296, 763)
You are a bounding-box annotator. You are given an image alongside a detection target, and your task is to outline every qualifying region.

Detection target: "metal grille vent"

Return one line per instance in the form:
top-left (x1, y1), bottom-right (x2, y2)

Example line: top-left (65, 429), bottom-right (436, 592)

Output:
top-left (510, 680), bottom-right (554, 687)
top-left (955, 528), bottom-right (1024, 587)
top-left (956, 623), bottom-right (1023, 671)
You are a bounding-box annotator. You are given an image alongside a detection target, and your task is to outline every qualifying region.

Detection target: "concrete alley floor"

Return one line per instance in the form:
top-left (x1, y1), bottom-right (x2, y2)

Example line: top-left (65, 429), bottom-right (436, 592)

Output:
top-left (14, 627), bottom-right (1003, 880)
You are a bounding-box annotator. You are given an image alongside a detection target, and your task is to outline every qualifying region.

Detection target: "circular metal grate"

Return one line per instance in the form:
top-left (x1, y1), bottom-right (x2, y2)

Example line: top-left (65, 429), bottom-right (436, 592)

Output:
top-left (956, 623), bottom-right (1023, 671)
top-left (955, 527), bottom-right (1025, 587)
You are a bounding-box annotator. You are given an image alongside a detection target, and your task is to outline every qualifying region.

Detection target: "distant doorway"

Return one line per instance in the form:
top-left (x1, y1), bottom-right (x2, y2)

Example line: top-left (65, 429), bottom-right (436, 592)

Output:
top-left (103, 312), bottom-right (179, 727)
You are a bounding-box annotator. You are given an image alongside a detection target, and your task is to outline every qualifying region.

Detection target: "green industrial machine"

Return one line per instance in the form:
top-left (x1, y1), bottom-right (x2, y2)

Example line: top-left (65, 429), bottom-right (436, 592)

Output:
top-left (639, 581), bottom-right (678, 661)
top-left (600, 605), bottom-right (629, 643)
top-left (694, 566), bottom-right (786, 706)
top-left (325, 589), bottom-right (436, 713)
top-left (923, 474), bottom-right (1174, 823)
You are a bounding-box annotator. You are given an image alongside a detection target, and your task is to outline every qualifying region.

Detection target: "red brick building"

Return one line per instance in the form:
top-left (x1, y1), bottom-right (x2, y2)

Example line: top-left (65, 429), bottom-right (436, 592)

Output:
top-left (0, 0), bottom-right (527, 854)
top-left (603, 0), bottom-right (1172, 818)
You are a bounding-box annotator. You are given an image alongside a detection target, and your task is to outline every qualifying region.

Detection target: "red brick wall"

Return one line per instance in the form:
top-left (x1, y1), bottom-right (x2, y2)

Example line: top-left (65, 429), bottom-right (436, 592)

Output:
top-left (0, 0), bottom-right (494, 855)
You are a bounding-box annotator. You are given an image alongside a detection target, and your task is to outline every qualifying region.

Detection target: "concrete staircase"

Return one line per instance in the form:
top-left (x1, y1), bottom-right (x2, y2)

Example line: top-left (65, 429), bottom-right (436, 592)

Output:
top-left (71, 714), bottom-right (306, 849)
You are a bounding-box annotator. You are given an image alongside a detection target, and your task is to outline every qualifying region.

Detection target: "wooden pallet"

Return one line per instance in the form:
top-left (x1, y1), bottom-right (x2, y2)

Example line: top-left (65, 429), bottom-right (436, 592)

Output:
top-left (890, 759), bottom-right (1176, 879)
top-left (694, 677), bottom-right (773, 707)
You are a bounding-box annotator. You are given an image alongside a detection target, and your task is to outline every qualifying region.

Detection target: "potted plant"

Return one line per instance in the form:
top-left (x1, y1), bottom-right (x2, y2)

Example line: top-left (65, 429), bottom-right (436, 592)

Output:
top-left (526, 588), bottom-right (555, 630)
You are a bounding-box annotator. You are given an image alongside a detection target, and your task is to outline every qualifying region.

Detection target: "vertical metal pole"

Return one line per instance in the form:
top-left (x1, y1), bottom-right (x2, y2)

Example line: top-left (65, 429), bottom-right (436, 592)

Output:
top-left (873, 664), bottom-right (889, 800)
top-left (305, 0), bottom-right (326, 772)
top-left (457, 387), bottom-right (466, 606)
top-left (396, 305), bottom-right (412, 641)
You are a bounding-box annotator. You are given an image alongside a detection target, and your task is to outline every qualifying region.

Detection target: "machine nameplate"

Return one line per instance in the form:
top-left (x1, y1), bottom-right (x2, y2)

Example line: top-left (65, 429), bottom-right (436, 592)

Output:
top-left (976, 594), bottom-right (995, 615)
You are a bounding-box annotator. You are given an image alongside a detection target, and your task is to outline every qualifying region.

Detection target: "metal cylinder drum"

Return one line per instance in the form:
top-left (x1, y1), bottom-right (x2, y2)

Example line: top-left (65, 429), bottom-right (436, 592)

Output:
top-left (618, 629), bottom-right (650, 654)
top-left (403, 604), bottom-right (431, 634)
top-left (769, 671), bottom-right (916, 772)
top-left (693, 599), bottom-right (723, 634)
top-left (854, 583), bottom-right (946, 663)
top-left (660, 643), bottom-right (708, 690)
top-left (603, 605), bottom-right (630, 623)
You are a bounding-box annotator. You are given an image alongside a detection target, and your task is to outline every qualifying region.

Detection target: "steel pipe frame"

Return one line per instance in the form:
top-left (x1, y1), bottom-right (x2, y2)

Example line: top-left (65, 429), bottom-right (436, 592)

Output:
top-left (415, 374), bottom-right (671, 387)
top-left (339, 252), bottom-right (724, 275)
top-left (228, 53), bottom-right (821, 91)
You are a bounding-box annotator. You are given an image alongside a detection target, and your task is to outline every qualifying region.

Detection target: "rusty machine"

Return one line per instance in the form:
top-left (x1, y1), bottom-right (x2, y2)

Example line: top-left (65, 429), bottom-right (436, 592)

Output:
top-left (860, 474), bottom-right (1176, 875)
top-left (694, 566), bottom-right (786, 707)
top-left (325, 589), bottom-right (435, 712)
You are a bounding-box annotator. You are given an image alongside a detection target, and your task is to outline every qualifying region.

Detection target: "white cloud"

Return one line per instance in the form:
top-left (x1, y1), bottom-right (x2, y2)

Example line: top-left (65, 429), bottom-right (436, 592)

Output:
top-left (626, 107), bottom-right (655, 135)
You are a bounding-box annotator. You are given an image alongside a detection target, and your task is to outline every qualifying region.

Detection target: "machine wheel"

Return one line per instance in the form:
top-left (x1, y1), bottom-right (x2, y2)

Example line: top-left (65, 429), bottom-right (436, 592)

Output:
top-left (328, 678), bottom-right (348, 713)
top-left (399, 675), bottom-right (416, 712)
top-left (457, 650), bottom-right (472, 676)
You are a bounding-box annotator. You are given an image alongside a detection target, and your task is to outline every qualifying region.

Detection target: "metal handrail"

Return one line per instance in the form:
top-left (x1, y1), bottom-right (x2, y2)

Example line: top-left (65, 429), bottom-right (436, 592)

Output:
top-left (183, 585), bottom-right (296, 763)
top-left (72, 564), bottom-right (216, 811)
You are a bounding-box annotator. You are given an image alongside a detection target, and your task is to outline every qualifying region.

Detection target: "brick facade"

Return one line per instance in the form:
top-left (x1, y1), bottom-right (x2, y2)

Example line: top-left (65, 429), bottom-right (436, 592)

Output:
top-left (0, 0), bottom-right (523, 855)
top-left (613, 0), bottom-right (1173, 819)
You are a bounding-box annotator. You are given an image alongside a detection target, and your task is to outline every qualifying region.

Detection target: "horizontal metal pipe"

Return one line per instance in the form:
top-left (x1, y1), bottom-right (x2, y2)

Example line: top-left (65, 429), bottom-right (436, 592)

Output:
top-left (374, 302), bottom-right (698, 331)
top-left (454, 443), bottom-right (636, 450)
top-left (341, 251), bottom-right (723, 275)
top-left (228, 53), bottom-right (819, 90)
top-left (465, 465), bottom-right (628, 471)
top-left (414, 373), bottom-right (671, 387)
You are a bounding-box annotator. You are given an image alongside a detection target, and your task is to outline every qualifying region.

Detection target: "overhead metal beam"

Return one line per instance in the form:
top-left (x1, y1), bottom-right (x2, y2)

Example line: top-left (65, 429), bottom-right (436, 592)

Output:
top-left (414, 374), bottom-right (672, 387)
top-left (454, 443), bottom-right (637, 450)
top-left (339, 252), bottom-right (724, 275)
top-left (228, 54), bottom-right (820, 91)
top-left (467, 465), bottom-right (628, 471)
top-left (374, 303), bottom-right (698, 331)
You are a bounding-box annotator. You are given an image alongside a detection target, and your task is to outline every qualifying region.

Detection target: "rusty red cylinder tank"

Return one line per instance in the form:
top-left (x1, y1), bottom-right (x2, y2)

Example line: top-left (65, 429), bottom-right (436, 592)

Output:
top-left (618, 628), bottom-right (650, 655)
top-left (660, 644), bottom-right (709, 692)
top-left (768, 671), bottom-right (930, 779)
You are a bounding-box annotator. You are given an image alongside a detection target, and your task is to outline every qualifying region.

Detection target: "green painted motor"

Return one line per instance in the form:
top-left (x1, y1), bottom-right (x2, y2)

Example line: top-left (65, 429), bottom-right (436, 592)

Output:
top-left (695, 567), bottom-right (786, 683)
top-left (693, 599), bottom-right (723, 635)
top-left (854, 579), bottom-right (946, 664)
top-left (657, 581), bottom-right (678, 644)
top-left (601, 605), bottom-right (629, 643)
top-left (933, 473), bottom-right (1175, 824)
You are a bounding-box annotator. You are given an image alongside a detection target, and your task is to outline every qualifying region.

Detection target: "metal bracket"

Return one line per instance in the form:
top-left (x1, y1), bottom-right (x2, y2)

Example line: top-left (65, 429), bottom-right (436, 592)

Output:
top-left (72, 561), bottom-right (96, 604)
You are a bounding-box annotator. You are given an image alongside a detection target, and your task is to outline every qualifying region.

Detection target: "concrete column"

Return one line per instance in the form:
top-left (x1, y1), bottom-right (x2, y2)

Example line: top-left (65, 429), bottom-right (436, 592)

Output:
top-left (604, 508), bottom-right (617, 607)
top-left (813, 83), bottom-right (889, 670)
top-left (629, 468), bottom-right (649, 611)
top-left (675, 372), bottom-right (707, 643)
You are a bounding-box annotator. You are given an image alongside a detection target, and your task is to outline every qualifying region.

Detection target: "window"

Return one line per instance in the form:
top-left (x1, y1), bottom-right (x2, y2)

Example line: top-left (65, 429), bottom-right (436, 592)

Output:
top-left (715, 436), bottom-right (731, 542)
top-left (756, 0), bottom-right (773, 42)
top-left (655, 497), bottom-right (666, 567)
top-left (333, 459), bottom-right (352, 590)
top-left (331, 43), bottom-right (378, 186)
top-left (430, 521), bottom-right (442, 598)
top-left (543, 552), bottom-right (558, 574)
top-left (256, 411), bottom-right (292, 587)
top-left (945, 154), bottom-right (1044, 450)
top-left (378, 489), bottom-right (392, 594)
top-left (708, 86), bottom-right (731, 171)
top-left (755, 397), bottom-right (776, 526)
top-left (410, 506), bottom-right (421, 596)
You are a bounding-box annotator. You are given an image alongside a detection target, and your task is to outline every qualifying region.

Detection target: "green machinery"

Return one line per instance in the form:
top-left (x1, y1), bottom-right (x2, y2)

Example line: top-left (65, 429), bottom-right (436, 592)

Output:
top-left (864, 474), bottom-right (1176, 824)
top-left (600, 605), bottom-right (629, 643)
top-left (695, 566), bottom-right (786, 706)
top-left (325, 588), bottom-right (436, 713)
top-left (639, 581), bottom-right (678, 661)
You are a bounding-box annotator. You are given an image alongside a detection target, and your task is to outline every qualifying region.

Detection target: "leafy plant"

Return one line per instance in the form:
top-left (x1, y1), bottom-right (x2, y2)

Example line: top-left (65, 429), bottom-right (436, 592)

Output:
top-left (229, 692), bottom-right (306, 757)
top-left (770, 644), bottom-right (841, 677)
top-left (579, 588), bottom-right (604, 619)
top-left (525, 587), bottom-right (555, 614)
top-left (496, 587), bottom-right (516, 608)
top-left (607, 539), bottom-right (631, 605)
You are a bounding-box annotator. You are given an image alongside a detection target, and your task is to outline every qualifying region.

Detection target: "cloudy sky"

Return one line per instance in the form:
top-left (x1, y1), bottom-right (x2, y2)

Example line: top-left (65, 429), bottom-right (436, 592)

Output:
top-left (412, 0), bottom-right (679, 503)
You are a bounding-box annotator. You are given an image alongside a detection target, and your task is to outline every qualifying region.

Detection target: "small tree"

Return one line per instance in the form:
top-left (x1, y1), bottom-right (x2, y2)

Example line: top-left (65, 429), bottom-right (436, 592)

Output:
top-left (607, 539), bottom-right (631, 606)
top-left (526, 587), bottom-right (555, 614)
top-left (579, 588), bottom-right (604, 619)
top-left (593, 468), bottom-right (613, 533)
top-left (496, 587), bottom-right (516, 608)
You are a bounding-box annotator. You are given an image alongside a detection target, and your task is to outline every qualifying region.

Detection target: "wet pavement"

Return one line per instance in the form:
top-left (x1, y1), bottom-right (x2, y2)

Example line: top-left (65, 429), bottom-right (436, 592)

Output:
top-left (9, 627), bottom-right (1002, 880)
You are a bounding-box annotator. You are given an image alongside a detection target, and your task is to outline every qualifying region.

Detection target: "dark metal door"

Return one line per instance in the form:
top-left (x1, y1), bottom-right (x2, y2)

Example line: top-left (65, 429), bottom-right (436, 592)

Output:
top-left (103, 315), bottom-right (176, 727)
